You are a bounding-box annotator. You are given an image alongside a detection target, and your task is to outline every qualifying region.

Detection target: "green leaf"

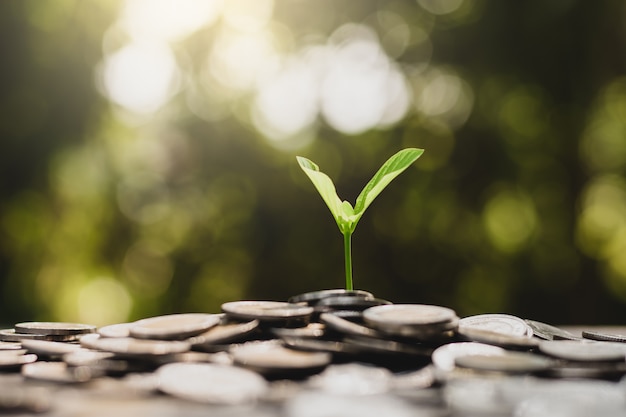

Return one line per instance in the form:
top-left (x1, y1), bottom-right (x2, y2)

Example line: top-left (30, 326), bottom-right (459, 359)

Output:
top-left (296, 156), bottom-right (347, 231)
top-left (352, 148), bottom-right (423, 230)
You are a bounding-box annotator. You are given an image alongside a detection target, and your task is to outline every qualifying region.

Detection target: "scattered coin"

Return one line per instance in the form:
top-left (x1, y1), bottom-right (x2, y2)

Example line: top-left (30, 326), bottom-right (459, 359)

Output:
top-left (22, 361), bottom-right (94, 383)
top-left (320, 312), bottom-right (384, 338)
top-left (431, 342), bottom-right (507, 372)
top-left (188, 319), bottom-right (260, 351)
top-left (156, 362), bottom-right (268, 404)
top-left (231, 340), bottom-right (332, 376)
top-left (14, 321), bottom-right (96, 336)
top-left (525, 319), bottom-right (581, 341)
top-left (315, 296), bottom-right (392, 311)
top-left (271, 323), bottom-right (326, 339)
top-left (363, 304), bottom-right (458, 340)
top-left (129, 313), bottom-right (221, 340)
top-left (539, 340), bottom-right (626, 362)
top-left (81, 335), bottom-right (191, 358)
top-left (221, 301), bottom-right (314, 322)
top-left (0, 352), bottom-right (37, 370)
top-left (454, 352), bottom-right (553, 374)
top-left (0, 341), bottom-right (22, 350)
top-left (281, 336), bottom-right (362, 355)
top-left (343, 335), bottom-right (433, 357)
top-left (288, 289), bottom-right (374, 305)
top-left (582, 330), bottom-right (626, 343)
top-left (457, 327), bottom-right (539, 349)
top-left (459, 314), bottom-right (532, 338)
top-left (0, 329), bottom-right (81, 342)
top-left (20, 339), bottom-right (84, 358)
top-left (97, 322), bottom-right (136, 338)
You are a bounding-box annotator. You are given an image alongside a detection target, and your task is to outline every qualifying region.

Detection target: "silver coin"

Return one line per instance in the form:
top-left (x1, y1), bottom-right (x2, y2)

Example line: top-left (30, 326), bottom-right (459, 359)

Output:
top-left (525, 319), bottom-right (581, 341)
top-left (63, 350), bottom-right (115, 366)
top-left (80, 335), bottom-right (190, 357)
top-left (431, 342), bottom-right (507, 372)
top-left (0, 329), bottom-right (81, 342)
top-left (320, 312), bottom-right (384, 338)
top-left (22, 361), bottom-right (94, 383)
top-left (188, 319), bottom-right (259, 349)
top-left (454, 352), bottom-right (553, 373)
top-left (344, 335), bottom-right (433, 357)
top-left (231, 340), bottom-right (331, 375)
top-left (221, 301), bottom-right (314, 321)
top-left (271, 323), bottom-right (326, 339)
top-left (129, 313), bottom-right (221, 340)
top-left (281, 336), bottom-right (362, 355)
top-left (315, 296), bottom-right (392, 311)
top-left (309, 363), bottom-right (393, 395)
top-left (14, 321), bottom-right (96, 336)
top-left (582, 330), bottom-right (626, 343)
top-left (97, 322), bottom-right (136, 338)
top-left (21, 339), bottom-right (84, 357)
top-left (457, 327), bottom-right (539, 349)
top-left (459, 314), bottom-right (533, 337)
top-left (364, 304), bottom-right (458, 327)
top-left (288, 289), bottom-right (374, 305)
top-left (0, 341), bottom-right (22, 350)
top-left (156, 362), bottom-right (268, 404)
top-left (0, 353), bottom-right (37, 370)
top-left (538, 340), bottom-right (626, 362)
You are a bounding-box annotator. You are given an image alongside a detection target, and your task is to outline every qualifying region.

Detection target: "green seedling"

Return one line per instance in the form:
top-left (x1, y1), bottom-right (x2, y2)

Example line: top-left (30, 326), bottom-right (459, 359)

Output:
top-left (297, 148), bottom-right (424, 291)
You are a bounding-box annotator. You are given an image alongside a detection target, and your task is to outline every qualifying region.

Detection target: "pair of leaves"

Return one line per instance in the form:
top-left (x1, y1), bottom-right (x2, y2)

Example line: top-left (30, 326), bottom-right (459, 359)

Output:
top-left (297, 148), bottom-right (424, 235)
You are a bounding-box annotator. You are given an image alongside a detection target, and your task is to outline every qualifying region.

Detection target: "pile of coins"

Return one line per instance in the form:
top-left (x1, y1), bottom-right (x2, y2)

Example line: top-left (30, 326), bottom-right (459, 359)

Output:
top-left (2, 289), bottom-right (626, 415)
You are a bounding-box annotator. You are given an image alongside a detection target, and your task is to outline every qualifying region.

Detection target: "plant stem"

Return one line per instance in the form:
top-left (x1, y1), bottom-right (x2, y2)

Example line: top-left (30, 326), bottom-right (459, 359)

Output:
top-left (343, 232), bottom-right (353, 290)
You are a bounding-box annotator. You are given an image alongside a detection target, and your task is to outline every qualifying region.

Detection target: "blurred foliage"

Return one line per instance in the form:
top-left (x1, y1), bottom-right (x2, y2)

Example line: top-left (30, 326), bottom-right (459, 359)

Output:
top-left (2, 0), bottom-right (626, 325)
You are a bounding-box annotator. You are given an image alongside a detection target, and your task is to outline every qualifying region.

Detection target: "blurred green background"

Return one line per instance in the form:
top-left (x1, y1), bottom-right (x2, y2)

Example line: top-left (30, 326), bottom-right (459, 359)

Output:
top-left (2, 0), bottom-right (626, 326)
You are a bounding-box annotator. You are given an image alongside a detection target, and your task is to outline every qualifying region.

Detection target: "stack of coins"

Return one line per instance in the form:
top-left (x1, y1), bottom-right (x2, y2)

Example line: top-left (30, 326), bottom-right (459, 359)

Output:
top-left (3, 290), bottom-right (626, 414)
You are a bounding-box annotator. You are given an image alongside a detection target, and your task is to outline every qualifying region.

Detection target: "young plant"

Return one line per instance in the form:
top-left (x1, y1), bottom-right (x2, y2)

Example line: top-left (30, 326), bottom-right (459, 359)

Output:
top-left (297, 148), bottom-right (424, 291)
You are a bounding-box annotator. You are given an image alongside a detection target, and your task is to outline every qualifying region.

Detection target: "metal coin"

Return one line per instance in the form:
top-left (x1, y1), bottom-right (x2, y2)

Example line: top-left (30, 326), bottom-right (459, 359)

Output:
top-left (281, 336), bottom-right (362, 355)
top-left (0, 341), bottom-right (22, 350)
top-left (231, 340), bottom-right (332, 376)
top-left (525, 319), bottom-right (581, 341)
top-left (22, 361), bottom-right (94, 383)
top-left (582, 330), bottom-right (626, 343)
top-left (80, 335), bottom-right (190, 357)
top-left (156, 362), bottom-right (268, 405)
top-left (538, 340), bottom-right (626, 362)
top-left (129, 313), bottom-right (221, 340)
top-left (309, 363), bottom-right (393, 395)
top-left (271, 323), bottom-right (326, 339)
top-left (364, 304), bottom-right (458, 327)
top-left (457, 327), bottom-right (539, 349)
top-left (0, 352), bottom-right (37, 370)
top-left (20, 339), bottom-right (84, 358)
top-left (315, 296), bottom-right (392, 311)
top-left (431, 342), bottom-right (507, 372)
top-left (542, 361), bottom-right (626, 379)
top-left (320, 312), bottom-right (384, 338)
top-left (14, 321), bottom-right (96, 336)
top-left (454, 352), bottom-right (553, 373)
top-left (288, 289), bottom-right (374, 305)
top-left (188, 319), bottom-right (259, 347)
top-left (97, 322), bottom-right (136, 338)
top-left (0, 329), bottom-right (81, 342)
top-left (62, 348), bottom-right (155, 375)
top-left (221, 301), bottom-right (314, 321)
top-left (343, 335), bottom-right (433, 357)
top-left (459, 314), bottom-right (533, 337)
